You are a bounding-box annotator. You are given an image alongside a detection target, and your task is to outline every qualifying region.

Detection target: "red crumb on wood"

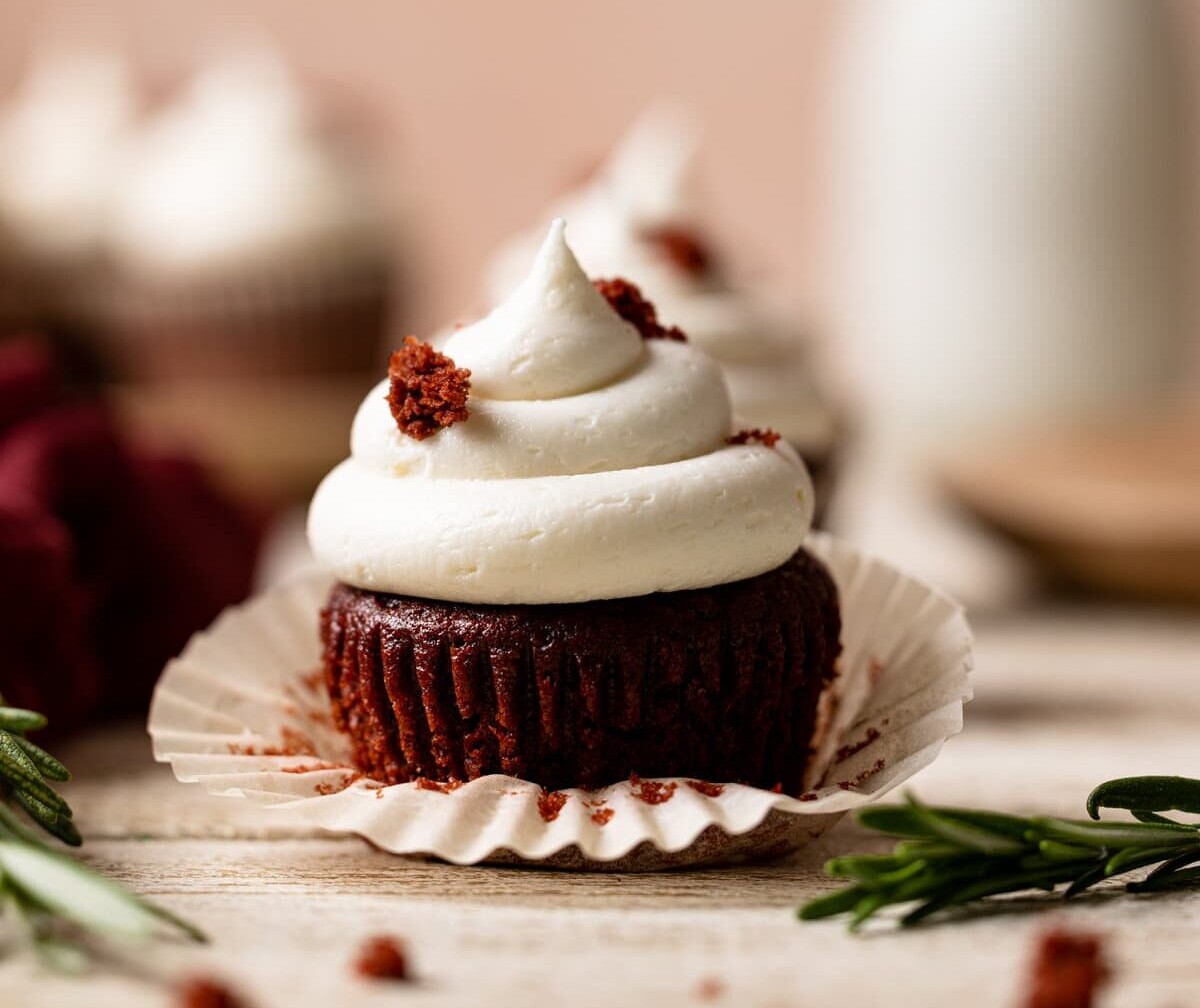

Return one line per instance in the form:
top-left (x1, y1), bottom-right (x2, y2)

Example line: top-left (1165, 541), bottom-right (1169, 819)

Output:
top-left (414, 777), bottom-right (462, 794)
top-left (590, 807), bottom-right (615, 826)
top-left (726, 428), bottom-right (781, 449)
top-left (537, 789), bottom-right (569, 822)
top-left (837, 759), bottom-right (886, 791)
top-left (640, 225), bottom-right (713, 277)
top-left (354, 935), bottom-right (411, 982)
top-left (694, 976), bottom-right (726, 1001)
top-left (629, 773), bottom-right (678, 805)
top-left (685, 780), bottom-right (726, 798)
top-left (835, 728), bottom-right (881, 762)
top-left (593, 277), bottom-right (687, 341)
top-left (386, 336), bottom-right (471, 440)
top-left (1024, 930), bottom-right (1109, 1008)
top-left (177, 977), bottom-right (247, 1008)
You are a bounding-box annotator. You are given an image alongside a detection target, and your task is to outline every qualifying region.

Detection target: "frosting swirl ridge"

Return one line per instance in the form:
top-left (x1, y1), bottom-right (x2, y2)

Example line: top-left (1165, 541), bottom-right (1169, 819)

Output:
top-left (308, 220), bottom-right (812, 603)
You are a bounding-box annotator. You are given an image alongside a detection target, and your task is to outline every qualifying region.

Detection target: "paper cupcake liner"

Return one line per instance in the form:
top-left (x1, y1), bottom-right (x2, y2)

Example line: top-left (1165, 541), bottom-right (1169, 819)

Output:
top-left (149, 533), bottom-right (973, 870)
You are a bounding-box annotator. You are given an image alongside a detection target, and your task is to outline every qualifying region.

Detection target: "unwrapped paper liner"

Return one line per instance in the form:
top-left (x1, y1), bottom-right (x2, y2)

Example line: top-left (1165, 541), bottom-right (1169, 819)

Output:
top-left (149, 533), bottom-right (973, 869)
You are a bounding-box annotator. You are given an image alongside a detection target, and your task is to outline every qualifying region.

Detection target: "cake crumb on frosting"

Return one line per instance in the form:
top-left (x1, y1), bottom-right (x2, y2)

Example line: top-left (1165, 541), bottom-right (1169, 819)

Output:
top-left (593, 277), bottom-right (687, 341)
top-left (727, 428), bottom-right (781, 449)
top-left (387, 336), bottom-right (471, 440)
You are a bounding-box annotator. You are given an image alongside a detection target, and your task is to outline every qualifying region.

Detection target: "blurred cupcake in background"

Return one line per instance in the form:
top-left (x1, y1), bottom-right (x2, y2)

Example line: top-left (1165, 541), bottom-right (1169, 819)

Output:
top-left (488, 109), bottom-right (845, 521)
top-left (99, 46), bottom-right (394, 502)
top-left (0, 48), bottom-right (135, 343)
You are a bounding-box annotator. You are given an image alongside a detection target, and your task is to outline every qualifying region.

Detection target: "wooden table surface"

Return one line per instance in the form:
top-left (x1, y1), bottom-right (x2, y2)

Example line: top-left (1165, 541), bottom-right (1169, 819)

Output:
top-left (6, 602), bottom-right (1200, 1008)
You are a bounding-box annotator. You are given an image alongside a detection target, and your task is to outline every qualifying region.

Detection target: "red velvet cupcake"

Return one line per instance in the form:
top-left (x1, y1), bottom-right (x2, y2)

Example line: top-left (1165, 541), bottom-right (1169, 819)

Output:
top-left (308, 222), bottom-right (839, 792)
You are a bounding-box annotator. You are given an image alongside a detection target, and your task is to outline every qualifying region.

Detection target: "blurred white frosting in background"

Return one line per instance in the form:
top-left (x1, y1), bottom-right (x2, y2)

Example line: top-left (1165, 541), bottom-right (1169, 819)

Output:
top-left (0, 47), bottom-right (135, 265)
top-left (107, 44), bottom-right (381, 279)
top-left (830, 0), bottom-right (1192, 609)
top-left (487, 107), bottom-right (839, 457)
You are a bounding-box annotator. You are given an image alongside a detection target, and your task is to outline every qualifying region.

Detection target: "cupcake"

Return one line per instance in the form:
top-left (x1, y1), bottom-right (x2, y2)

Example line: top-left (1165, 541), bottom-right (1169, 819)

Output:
top-left (488, 111), bottom-right (844, 520)
top-left (308, 221), bottom-right (840, 792)
top-left (0, 48), bottom-right (135, 338)
top-left (99, 48), bottom-right (392, 499)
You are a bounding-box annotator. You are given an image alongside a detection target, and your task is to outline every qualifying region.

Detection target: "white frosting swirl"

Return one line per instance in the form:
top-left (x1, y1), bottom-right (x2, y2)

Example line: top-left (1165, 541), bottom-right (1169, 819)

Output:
top-left (309, 220), bottom-right (813, 604)
top-left (107, 47), bottom-right (379, 278)
top-left (487, 109), bottom-right (836, 451)
top-left (0, 49), bottom-right (134, 264)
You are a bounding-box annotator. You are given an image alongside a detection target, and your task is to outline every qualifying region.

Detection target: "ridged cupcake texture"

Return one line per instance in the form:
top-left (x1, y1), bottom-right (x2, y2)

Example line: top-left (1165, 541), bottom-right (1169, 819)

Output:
top-left (321, 550), bottom-right (839, 792)
top-left (310, 221), bottom-right (839, 790)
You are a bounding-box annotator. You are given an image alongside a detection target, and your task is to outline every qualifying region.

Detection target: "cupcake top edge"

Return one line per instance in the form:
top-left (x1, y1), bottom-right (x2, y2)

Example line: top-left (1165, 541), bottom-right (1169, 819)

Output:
top-left (307, 221), bottom-right (813, 605)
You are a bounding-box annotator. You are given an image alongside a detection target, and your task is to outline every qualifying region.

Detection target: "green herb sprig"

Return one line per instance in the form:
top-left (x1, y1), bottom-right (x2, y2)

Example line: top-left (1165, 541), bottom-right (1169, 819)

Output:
top-left (800, 775), bottom-right (1200, 931)
top-left (0, 697), bottom-right (204, 971)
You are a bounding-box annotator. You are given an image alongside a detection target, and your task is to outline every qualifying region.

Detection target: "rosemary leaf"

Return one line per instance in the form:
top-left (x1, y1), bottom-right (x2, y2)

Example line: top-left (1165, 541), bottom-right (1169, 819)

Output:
top-left (800, 776), bottom-right (1200, 930)
top-left (0, 708), bottom-right (48, 734)
top-left (9, 790), bottom-right (82, 848)
top-left (0, 702), bottom-right (205, 970)
top-left (12, 738), bottom-right (70, 782)
top-left (1088, 775), bottom-right (1200, 819)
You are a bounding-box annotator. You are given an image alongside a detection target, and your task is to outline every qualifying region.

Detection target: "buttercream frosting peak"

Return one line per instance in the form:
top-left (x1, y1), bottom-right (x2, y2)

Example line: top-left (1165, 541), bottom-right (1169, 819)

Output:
top-left (308, 223), bottom-right (812, 604)
top-left (442, 220), bottom-right (643, 401)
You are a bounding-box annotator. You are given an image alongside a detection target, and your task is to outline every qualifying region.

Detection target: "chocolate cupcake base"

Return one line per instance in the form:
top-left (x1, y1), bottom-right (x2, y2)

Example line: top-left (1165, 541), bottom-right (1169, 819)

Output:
top-left (320, 549), bottom-right (841, 793)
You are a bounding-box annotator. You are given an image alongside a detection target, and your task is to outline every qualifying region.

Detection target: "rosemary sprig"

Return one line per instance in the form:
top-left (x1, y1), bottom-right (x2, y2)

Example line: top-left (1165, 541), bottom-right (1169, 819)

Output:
top-left (800, 776), bottom-right (1200, 930)
top-left (0, 695), bottom-right (204, 970)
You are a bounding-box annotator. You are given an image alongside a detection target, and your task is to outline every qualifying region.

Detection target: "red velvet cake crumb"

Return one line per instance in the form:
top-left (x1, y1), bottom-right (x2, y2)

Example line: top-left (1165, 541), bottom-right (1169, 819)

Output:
top-left (314, 772), bottom-right (361, 795)
top-left (727, 428), bottom-right (781, 449)
top-left (354, 935), bottom-right (411, 982)
top-left (836, 759), bottom-right (886, 791)
top-left (694, 976), bottom-right (726, 1001)
top-left (641, 225), bottom-right (713, 277)
top-left (386, 336), bottom-right (471, 440)
top-left (1024, 930), bottom-right (1109, 1008)
top-left (835, 727), bottom-right (881, 762)
top-left (177, 977), bottom-right (247, 1008)
top-left (537, 789), bottom-right (568, 821)
top-left (415, 777), bottom-right (462, 794)
top-left (590, 806), bottom-right (614, 826)
top-left (593, 277), bottom-right (686, 341)
top-left (630, 773), bottom-right (678, 805)
top-left (686, 780), bottom-right (725, 798)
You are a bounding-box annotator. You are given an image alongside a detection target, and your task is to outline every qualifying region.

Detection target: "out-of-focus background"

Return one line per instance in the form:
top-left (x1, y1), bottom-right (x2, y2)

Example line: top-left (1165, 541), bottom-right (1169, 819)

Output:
top-left (3, 6), bottom-right (1200, 1005)
top-left (2, 0), bottom-right (1199, 639)
top-left (0, 1), bottom-right (838, 330)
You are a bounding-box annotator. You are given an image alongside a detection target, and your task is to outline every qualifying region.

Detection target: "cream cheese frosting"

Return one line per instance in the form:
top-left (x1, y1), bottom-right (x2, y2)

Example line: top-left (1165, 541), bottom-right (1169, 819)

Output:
top-left (0, 49), bottom-right (135, 264)
top-left (487, 110), bottom-right (835, 451)
top-left (107, 47), bottom-right (378, 279)
top-left (308, 220), bottom-right (813, 604)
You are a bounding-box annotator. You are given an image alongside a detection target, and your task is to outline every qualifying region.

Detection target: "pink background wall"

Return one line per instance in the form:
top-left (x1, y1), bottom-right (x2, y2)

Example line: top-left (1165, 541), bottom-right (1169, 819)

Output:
top-left (0, 0), bottom-right (838, 333)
